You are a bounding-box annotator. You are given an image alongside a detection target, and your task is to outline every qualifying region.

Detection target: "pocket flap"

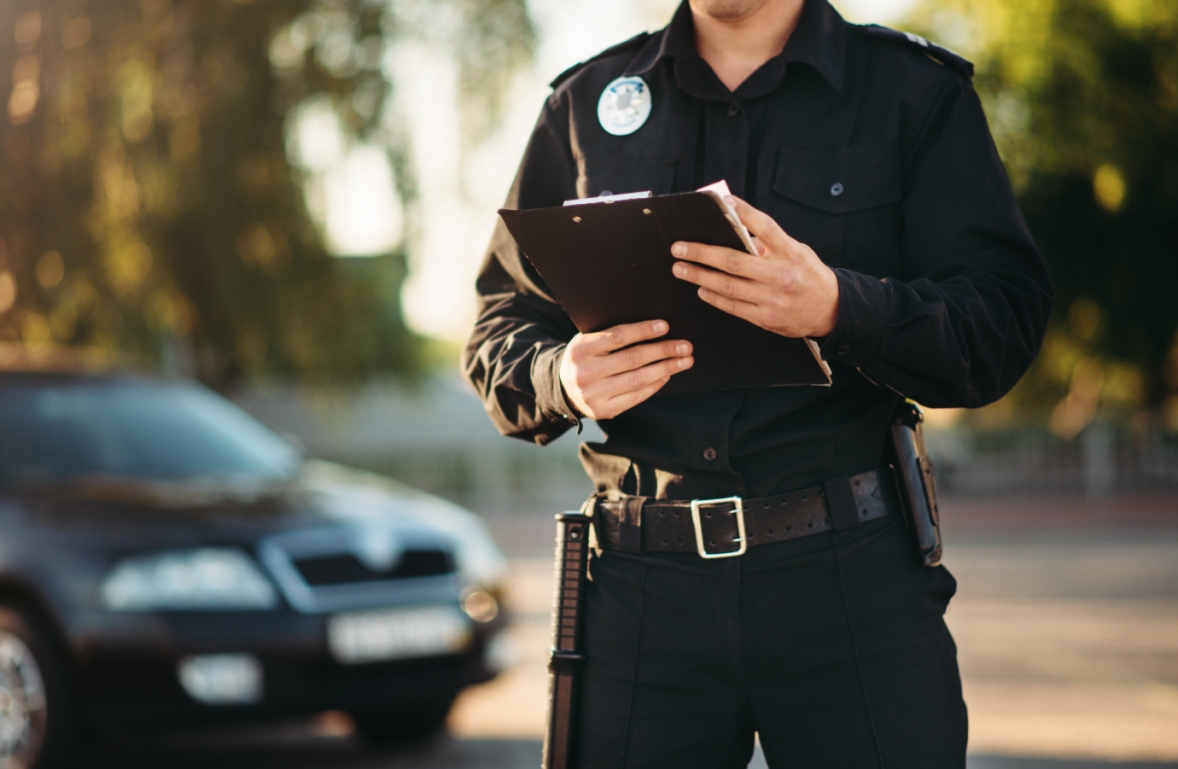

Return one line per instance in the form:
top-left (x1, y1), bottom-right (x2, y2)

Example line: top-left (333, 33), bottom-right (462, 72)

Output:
top-left (582, 157), bottom-right (676, 199)
top-left (640, 158), bottom-right (676, 196)
top-left (774, 146), bottom-right (901, 214)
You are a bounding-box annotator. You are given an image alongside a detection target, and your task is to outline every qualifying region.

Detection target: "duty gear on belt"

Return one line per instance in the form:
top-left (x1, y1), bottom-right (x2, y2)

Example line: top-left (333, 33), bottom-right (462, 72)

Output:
top-left (593, 468), bottom-right (898, 556)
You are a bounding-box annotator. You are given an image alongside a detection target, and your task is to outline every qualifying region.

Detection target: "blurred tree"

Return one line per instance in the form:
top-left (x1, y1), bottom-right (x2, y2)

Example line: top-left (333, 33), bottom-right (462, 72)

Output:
top-left (0, 0), bottom-right (534, 388)
top-left (907, 0), bottom-right (1178, 431)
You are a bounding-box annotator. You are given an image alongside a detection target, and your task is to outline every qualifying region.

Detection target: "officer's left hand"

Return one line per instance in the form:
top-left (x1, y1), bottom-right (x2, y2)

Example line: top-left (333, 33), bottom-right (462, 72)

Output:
top-left (670, 196), bottom-right (840, 338)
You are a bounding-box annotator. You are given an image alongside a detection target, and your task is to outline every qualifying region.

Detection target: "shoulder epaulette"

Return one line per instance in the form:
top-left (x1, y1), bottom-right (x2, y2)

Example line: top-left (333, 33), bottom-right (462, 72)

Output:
top-left (549, 32), bottom-right (654, 89)
top-left (859, 24), bottom-right (974, 78)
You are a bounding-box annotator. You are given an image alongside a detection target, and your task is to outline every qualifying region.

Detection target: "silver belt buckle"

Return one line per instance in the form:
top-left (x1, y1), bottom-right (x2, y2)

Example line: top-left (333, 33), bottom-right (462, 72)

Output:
top-left (689, 496), bottom-right (747, 559)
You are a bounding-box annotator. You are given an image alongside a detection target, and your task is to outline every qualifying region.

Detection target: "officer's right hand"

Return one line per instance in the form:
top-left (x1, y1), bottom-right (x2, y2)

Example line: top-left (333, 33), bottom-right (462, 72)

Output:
top-left (559, 320), bottom-right (693, 420)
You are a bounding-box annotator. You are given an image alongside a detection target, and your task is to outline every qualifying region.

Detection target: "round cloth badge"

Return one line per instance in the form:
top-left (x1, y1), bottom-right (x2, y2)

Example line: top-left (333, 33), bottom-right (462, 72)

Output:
top-left (597, 76), bottom-right (652, 136)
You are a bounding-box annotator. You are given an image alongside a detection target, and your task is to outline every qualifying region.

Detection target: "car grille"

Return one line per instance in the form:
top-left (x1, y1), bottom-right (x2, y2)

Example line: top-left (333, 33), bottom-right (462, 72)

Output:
top-left (259, 527), bottom-right (462, 614)
top-left (292, 549), bottom-right (454, 587)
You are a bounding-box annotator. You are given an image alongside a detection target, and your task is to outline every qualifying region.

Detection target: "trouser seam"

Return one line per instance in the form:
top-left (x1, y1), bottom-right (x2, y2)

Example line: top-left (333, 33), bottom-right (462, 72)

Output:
top-left (618, 560), bottom-right (647, 768)
top-left (726, 558), bottom-right (751, 769)
top-left (832, 539), bottom-right (887, 769)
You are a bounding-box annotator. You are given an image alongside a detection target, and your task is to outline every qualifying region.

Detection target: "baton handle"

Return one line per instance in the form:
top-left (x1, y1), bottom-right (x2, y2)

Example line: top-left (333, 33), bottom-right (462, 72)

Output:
top-left (542, 512), bottom-right (590, 769)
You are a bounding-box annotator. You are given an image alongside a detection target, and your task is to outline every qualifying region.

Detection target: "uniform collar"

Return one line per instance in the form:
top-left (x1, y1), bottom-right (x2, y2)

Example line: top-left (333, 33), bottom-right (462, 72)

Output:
top-left (625, 0), bottom-right (846, 99)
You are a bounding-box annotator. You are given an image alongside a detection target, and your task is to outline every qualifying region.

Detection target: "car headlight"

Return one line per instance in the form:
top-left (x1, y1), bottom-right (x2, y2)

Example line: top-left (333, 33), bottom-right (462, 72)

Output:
top-left (100, 548), bottom-right (279, 610)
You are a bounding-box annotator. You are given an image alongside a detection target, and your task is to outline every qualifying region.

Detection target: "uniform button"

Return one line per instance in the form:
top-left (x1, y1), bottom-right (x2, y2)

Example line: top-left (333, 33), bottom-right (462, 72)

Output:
top-left (830, 182), bottom-right (844, 197)
top-left (837, 345), bottom-right (851, 356)
top-left (702, 447), bottom-right (717, 461)
top-left (727, 104), bottom-right (739, 117)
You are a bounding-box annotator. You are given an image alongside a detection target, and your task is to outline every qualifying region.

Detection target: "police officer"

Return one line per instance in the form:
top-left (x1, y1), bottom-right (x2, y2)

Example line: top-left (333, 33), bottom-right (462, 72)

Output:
top-left (463, 0), bottom-right (1053, 765)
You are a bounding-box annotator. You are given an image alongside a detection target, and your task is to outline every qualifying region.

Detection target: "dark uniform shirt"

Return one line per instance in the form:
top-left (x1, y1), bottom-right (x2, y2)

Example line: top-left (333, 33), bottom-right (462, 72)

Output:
top-left (462, 0), bottom-right (1053, 503)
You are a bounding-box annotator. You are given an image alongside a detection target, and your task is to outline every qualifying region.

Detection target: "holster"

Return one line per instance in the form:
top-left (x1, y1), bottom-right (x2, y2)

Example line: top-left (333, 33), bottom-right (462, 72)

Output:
top-left (888, 401), bottom-right (943, 568)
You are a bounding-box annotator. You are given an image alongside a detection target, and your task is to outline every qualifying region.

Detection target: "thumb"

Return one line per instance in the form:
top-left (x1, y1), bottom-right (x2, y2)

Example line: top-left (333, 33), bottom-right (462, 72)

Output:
top-left (727, 195), bottom-right (795, 255)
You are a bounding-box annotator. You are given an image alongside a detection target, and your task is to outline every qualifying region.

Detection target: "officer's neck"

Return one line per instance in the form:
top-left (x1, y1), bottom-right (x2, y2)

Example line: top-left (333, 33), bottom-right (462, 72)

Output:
top-left (689, 0), bottom-right (804, 92)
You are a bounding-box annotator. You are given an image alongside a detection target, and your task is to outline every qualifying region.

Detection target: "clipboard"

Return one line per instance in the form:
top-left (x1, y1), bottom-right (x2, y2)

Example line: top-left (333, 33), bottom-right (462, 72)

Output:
top-left (498, 190), bottom-right (832, 395)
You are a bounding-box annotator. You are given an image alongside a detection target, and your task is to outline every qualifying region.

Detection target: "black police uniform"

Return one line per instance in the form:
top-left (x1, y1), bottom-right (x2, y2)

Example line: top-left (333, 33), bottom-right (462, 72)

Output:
top-left (463, 0), bottom-right (1054, 766)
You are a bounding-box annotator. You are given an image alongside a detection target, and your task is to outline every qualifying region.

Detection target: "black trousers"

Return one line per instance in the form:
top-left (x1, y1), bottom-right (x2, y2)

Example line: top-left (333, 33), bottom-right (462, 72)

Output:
top-left (575, 515), bottom-right (967, 768)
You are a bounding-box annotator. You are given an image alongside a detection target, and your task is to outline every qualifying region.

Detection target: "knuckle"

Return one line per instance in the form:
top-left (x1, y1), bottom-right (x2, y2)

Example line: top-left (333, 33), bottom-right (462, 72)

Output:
top-left (623, 346), bottom-right (643, 369)
top-left (721, 276), bottom-right (735, 296)
top-left (726, 251), bottom-right (742, 273)
top-left (606, 327), bottom-right (625, 346)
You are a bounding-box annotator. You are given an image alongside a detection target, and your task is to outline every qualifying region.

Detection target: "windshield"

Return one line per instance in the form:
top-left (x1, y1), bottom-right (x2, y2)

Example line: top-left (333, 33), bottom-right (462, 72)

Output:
top-left (0, 377), bottom-right (300, 487)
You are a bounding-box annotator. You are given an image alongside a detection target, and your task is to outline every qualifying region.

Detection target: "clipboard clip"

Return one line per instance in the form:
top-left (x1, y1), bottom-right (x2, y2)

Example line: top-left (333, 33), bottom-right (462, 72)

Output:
top-left (563, 190), bottom-right (652, 206)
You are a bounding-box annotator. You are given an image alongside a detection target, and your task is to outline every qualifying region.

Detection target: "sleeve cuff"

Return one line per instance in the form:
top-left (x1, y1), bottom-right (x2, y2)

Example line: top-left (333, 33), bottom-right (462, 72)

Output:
top-left (533, 343), bottom-right (583, 433)
top-left (819, 269), bottom-right (888, 367)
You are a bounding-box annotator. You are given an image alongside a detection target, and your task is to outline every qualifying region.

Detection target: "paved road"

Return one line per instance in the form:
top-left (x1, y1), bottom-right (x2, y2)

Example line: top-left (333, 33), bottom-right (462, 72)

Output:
top-left (89, 735), bottom-right (1178, 769)
top-left (86, 495), bottom-right (1178, 769)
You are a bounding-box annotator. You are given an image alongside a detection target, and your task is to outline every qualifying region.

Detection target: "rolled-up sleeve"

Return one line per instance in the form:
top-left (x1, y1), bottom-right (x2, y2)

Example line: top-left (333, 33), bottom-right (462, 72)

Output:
top-left (820, 75), bottom-right (1054, 408)
top-left (461, 96), bottom-right (584, 445)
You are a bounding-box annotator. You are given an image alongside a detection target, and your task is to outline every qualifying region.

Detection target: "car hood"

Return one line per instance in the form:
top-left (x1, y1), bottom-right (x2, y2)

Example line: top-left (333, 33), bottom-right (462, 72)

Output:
top-left (0, 460), bottom-right (507, 588)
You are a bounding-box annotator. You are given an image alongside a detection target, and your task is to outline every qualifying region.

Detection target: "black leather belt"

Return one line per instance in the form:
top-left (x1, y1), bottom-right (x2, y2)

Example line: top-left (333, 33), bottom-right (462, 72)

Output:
top-left (593, 468), bottom-right (899, 558)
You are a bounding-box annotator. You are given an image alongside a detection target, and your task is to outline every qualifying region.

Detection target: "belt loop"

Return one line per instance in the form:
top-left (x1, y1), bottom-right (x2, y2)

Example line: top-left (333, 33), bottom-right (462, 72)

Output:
top-left (619, 496), bottom-right (645, 554)
top-left (582, 493), bottom-right (602, 555)
top-left (823, 476), bottom-right (860, 534)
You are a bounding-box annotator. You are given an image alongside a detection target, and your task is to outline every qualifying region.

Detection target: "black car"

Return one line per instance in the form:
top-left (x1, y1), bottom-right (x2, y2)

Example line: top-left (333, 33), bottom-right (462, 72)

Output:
top-left (0, 371), bottom-right (510, 767)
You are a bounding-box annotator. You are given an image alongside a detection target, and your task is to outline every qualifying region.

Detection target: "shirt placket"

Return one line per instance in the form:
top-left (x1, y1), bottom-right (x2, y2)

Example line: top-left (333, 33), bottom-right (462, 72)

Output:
top-left (688, 97), bottom-right (749, 497)
top-left (703, 97), bottom-right (749, 194)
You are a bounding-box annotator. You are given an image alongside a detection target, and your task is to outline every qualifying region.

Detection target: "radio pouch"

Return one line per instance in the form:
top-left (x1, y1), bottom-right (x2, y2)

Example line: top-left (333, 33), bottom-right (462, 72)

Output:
top-left (888, 401), bottom-right (943, 568)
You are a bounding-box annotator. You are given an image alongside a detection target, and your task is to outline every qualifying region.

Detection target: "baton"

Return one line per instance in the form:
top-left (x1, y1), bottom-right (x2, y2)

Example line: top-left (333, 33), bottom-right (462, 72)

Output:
top-left (542, 512), bottom-right (590, 769)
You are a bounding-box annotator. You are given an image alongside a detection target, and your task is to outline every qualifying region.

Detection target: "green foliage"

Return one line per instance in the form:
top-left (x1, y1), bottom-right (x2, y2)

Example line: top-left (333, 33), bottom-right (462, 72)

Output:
top-left (0, 0), bottom-right (534, 389)
top-left (907, 0), bottom-right (1178, 428)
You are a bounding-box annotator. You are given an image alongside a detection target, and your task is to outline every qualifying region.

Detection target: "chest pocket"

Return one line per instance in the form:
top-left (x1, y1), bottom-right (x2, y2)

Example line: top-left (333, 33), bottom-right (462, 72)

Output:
top-left (577, 157), bottom-right (676, 200)
top-left (772, 146), bottom-right (902, 276)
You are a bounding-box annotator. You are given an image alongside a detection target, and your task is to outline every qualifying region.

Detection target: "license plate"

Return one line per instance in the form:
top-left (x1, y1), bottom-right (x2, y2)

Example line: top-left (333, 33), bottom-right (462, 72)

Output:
top-left (327, 605), bottom-right (471, 664)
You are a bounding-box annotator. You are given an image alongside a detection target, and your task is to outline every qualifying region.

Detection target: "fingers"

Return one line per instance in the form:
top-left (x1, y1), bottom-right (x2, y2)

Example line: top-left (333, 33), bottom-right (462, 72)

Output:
top-left (605, 354), bottom-right (693, 395)
top-left (726, 196), bottom-right (795, 254)
top-left (672, 260), bottom-right (769, 304)
top-left (597, 338), bottom-right (693, 378)
top-left (671, 241), bottom-right (765, 279)
top-left (578, 353), bottom-right (693, 420)
top-left (697, 286), bottom-right (761, 326)
top-left (603, 355), bottom-right (694, 415)
top-left (561, 325), bottom-right (694, 419)
top-left (605, 377), bottom-right (672, 416)
top-left (579, 319), bottom-right (669, 355)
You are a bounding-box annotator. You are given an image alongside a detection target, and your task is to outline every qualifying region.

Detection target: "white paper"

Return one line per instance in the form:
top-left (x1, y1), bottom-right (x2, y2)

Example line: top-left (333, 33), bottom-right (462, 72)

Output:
top-left (696, 180), bottom-right (758, 257)
top-left (563, 190), bottom-right (653, 206)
